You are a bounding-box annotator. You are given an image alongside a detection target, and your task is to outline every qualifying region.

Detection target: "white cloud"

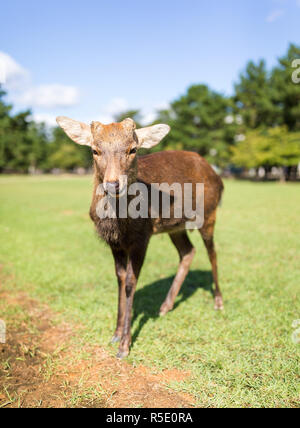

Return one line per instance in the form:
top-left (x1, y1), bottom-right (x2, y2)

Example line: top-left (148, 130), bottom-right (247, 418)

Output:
top-left (268, 9), bottom-right (284, 22)
top-left (141, 112), bottom-right (157, 125)
top-left (266, 9), bottom-right (284, 22)
top-left (0, 51), bottom-right (79, 110)
top-left (140, 102), bottom-right (170, 126)
top-left (19, 84), bottom-right (79, 108)
top-left (97, 114), bottom-right (116, 124)
top-left (32, 113), bottom-right (57, 127)
top-left (266, 0), bottom-right (300, 23)
top-left (1, 51), bottom-right (169, 129)
top-left (155, 101), bottom-right (170, 111)
top-left (0, 52), bottom-right (29, 88)
top-left (96, 97), bottom-right (129, 123)
top-left (94, 99), bottom-right (170, 126)
top-left (105, 97), bottom-right (129, 116)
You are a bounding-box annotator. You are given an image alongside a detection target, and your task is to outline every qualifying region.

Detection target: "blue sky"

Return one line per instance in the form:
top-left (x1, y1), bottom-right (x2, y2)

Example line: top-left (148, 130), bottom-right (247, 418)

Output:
top-left (0, 0), bottom-right (299, 126)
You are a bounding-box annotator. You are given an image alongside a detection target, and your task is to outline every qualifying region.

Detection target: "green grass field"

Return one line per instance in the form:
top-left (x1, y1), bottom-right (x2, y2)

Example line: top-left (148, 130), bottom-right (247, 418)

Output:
top-left (0, 175), bottom-right (299, 407)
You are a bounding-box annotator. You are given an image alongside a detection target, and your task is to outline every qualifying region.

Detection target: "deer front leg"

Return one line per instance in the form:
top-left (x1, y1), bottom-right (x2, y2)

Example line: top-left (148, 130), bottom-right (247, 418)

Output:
top-left (111, 248), bottom-right (128, 343)
top-left (117, 242), bottom-right (148, 359)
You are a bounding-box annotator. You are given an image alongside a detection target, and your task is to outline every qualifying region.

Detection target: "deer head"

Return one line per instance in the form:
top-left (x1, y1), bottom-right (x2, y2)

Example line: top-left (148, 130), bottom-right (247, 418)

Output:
top-left (56, 116), bottom-right (170, 195)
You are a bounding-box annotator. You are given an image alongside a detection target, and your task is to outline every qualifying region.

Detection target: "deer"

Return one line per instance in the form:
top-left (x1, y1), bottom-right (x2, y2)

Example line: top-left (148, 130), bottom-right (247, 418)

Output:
top-left (56, 116), bottom-right (224, 358)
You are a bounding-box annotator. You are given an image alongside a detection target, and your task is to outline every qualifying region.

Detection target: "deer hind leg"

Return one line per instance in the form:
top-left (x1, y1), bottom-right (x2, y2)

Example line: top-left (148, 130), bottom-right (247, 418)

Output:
top-left (200, 211), bottom-right (223, 310)
top-left (159, 231), bottom-right (196, 316)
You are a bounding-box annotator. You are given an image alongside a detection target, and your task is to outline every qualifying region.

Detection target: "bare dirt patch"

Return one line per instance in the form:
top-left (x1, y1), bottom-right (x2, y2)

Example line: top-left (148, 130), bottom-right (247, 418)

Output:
top-left (0, 292), bottom-right (195, 408)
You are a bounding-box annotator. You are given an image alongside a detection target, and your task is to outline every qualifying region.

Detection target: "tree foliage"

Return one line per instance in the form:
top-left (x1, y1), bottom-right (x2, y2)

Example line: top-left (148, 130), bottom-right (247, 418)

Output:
top-left (270, 44), bottom-right (300, 131)
top-left (0, 90), bottom-right (50, 172)
top-left (231, 127), bottom-right (300, 169)
top-left (155, 85), bottom-right (238, 167)
top-left (234, 60), bottom-right (276, 128)
top-left (0, 88), bottom-right (92, 172)
top-left (47, 127), bottom-right (91, 171)
top-left (0, 43), bottom-right (300, 174)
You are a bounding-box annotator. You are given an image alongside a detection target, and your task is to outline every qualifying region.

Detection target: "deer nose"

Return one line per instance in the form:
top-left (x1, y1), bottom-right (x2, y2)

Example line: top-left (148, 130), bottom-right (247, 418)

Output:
top-left (104, 181), bottom-right (120, 194)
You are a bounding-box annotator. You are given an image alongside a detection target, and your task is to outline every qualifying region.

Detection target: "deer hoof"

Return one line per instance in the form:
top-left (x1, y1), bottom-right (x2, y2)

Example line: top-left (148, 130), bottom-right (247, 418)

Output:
top-left (116, 349), bottom-right (129, 359)
top-left (214, 296), bottom-right (224, 311)
top-left (111, 334), bottom-right (121, 344)
top-left (159, 303), bottom-right (172, 317)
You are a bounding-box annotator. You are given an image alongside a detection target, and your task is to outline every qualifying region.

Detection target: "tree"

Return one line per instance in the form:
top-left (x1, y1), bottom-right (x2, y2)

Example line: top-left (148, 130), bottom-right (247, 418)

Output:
top-left (0, 89), bottom-right (12, 171)
top-left (25, 122), bottom-right (49, 172)
top-left (231, 126), bottom-right (300, 172)
top-left (0, 88), bottom-right (50, 172)
top-left (47, 127), bottom-right (92, 171)
top-left (234, 60), bottom-right (277, 129)
top-left (234, 44), bottom-right (300, 131)
top-left (271, 44), bottom-right (300, 131)
top-left (1, 43), bottom-right (300, 176)
top-left (155, 84), bottom-right (237, 166)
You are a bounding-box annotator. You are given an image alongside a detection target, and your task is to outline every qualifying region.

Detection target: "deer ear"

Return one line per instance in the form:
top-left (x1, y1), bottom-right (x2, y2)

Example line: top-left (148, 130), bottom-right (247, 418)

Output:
top-left (135, 124), bottom-right (170, 149)
top-left (56, 116), bottom-right (93, 146)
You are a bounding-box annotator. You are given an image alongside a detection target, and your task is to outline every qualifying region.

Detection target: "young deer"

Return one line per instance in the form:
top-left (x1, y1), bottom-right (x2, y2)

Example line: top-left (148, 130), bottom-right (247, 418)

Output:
top-left (56, 116), bottom-right (224, 358)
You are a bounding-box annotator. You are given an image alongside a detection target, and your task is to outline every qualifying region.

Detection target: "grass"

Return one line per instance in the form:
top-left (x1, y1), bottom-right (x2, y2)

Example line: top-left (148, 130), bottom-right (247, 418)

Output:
top-left (0, 174), bottom-right (299, 408)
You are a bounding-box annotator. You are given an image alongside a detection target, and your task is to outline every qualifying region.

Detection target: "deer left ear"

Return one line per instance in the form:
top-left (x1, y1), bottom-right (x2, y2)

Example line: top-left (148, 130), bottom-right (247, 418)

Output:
top-left (56, 116), bottom-right (93, 146)
top-left (135, 124), bottom-right (171, 149)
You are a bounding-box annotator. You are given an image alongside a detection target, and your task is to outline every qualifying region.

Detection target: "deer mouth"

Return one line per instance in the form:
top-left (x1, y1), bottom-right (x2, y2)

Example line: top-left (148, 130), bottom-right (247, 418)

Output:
top-left (105, 186), bottom-right (127, 198)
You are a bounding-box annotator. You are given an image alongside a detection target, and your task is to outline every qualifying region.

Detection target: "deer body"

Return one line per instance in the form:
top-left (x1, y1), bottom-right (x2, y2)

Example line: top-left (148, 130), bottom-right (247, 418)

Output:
top-left (57, 117), bottom-right (224, 358)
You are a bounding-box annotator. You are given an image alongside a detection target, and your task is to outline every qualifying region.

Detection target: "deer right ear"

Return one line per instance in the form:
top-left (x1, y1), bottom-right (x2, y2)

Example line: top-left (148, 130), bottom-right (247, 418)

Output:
top-left (56, 116), bottom-right (93, 146)
top-left (135, 124), bottom-right (171, 149)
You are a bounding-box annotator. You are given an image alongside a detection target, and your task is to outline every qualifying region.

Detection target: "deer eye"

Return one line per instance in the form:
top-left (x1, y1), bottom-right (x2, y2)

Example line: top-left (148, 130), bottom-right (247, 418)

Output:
top-left (129, 147), bottom-right (137, 155)
top-left (92, 149), bottom-right (98, 156)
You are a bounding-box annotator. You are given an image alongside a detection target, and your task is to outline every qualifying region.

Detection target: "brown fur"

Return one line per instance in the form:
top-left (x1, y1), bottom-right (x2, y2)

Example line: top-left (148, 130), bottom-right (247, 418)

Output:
top-left (58, 118), bottom-right (224, 358)
top-left (90, 148), bottom-right (224, 358)
top-left (90, 151), bottom-right (223, 246)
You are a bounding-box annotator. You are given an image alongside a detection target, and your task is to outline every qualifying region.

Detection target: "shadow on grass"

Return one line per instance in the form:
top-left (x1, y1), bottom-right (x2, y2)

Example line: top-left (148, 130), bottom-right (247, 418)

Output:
top-left (131, 269), bottom-right (214, 346)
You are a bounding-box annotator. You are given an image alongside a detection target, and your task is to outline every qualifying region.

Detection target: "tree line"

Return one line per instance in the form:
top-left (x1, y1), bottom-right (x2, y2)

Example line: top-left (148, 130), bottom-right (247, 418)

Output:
top-left (0, 44), bottom-right (300, 178)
